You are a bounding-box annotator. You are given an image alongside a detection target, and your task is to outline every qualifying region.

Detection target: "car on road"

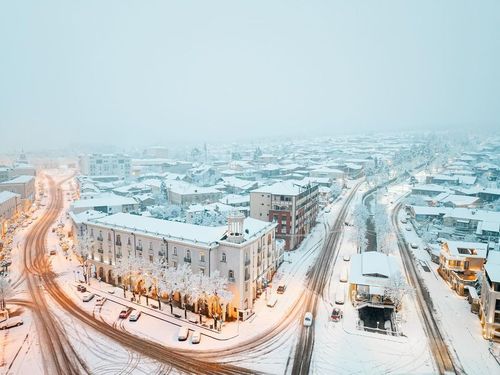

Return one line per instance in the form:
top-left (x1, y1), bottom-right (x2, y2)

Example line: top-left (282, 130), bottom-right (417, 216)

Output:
top-left (191, 330), bottom-right (201, 344)
top-left (95, 296), bottom-right (106, 306)
top-left (331, 308), bottom-right (343, 322)
top-left (49, 249), bottom-right (56, 255)
top-left (129, 310), bottom-right (141, 322)
top-left (106, 287), bottom-right (116, 294)
top-left (405, 226), bottom-right (412, 231)
top-left (82, 293), bottom-right (95, 302)
top-left (339, 268), bottom-right (348, 283)
top-left (335, 288), bottom-right (345, 305)
top-left (77, 285), bottom-right (87, 293)
top-left (303, 312), bottom-right (313, 327)
top-left (266, 295), bottom-right (278, 307)
top-left (410, 243), bottom-right (419, 249)
top-left (178, 326), bottom-right (189, 341)
top-left (277, 284), bottom-right (286, 294)
top-left (119, 308), bottom-right (133, 319)
top-left (343, 254), bottom-right (351, 262)
top-left (400, 218), bottom-right (408, 224)
top-left (324, 207), bottom-right (331, 213)
top-left (0, 317), bottom-right (23, 330)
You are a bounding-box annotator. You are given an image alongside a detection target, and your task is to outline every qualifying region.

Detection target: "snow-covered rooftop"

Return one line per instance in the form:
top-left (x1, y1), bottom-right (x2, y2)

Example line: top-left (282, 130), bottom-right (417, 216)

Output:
top-left (0, 175), bottom-right (34, 184)
top-left (349, 252), bottom-right (399, 288)
top-left (72, 195), bottom-right (137, 209)
top-left (442, 241), bottom-right (488, 259)
top-left (0, 191), bottom-right (20, 203)
top-left (485, 251), bottom-right (500, 283)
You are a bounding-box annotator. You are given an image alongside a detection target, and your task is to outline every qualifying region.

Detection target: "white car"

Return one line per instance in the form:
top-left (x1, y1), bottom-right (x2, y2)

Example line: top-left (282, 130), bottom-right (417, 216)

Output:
top-left (401, 218), bottom-right (408, 224)
top-left (303, 312), bottom-right (313, 327)
top-left (191, 330), bottom-right (201, 344)
top-left (178, 326), bottom-right (189, 341)
top-left (0, 317), bottom-right (23, 330)
top-left (129, 310), bottom-right (142, 322)
top-left (324, 207), bottom-right (331, 213)
top-left (405, 226), bottom-right (412, 231)
top-left (410, 243), bottom-right (419, 249)
top-left (339, 268), bottom-right (348, 283)
top-left (82, 293), bottom-right (95, 302)
top-left (343, 254), bottom-right (351, 262)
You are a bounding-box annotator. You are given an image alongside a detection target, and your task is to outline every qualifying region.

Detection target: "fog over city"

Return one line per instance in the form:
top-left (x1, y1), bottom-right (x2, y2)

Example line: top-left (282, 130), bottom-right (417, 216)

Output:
top-left (1, 1), bottom-right (500, 152)
top-left (1, 3), bottom-right (500, 375)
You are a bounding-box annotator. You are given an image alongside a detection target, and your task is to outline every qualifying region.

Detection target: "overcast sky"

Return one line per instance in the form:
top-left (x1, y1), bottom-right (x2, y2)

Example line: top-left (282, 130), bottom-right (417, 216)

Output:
top-left (1, 1), bottom-right (499, 152)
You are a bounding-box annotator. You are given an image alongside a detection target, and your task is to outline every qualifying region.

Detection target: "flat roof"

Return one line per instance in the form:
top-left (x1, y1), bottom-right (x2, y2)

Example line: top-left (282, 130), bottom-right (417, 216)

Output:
top-left (0, 191), bottom-right (20, 203)
top-left (0, 175), bottom-right (35, 184)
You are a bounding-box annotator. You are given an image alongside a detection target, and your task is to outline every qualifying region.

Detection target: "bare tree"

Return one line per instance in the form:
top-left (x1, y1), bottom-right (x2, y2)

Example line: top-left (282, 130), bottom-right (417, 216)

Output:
top-left (0, 275), bottom-right (13, 311)
top-left (383, 272), bottom-right (413, 311)
top-left (352, 203), bottom-right (369, 252)
top-left (374, 203), bottom-right (391, 254)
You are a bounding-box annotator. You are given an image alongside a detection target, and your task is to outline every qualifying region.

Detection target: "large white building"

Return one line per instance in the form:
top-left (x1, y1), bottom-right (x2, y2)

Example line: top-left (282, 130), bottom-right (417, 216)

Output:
top-left (74, 212), bottom-right (283, 320)
top-left (79, 154), bottom-right (131, 178)
top-left (0, 191), bottom-right (21, 237)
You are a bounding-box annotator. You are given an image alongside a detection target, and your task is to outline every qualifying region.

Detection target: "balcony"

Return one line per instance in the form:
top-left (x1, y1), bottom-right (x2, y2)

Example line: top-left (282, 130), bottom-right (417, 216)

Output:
top-left (97, 248), bottom-right (104, 254)
top-left (116, 253), bottom-right (122, 259)
top-left (158, 251), bottom-right (165, 257)
top-left (136, 245), bottom-right (143, 251)
top-left (244, 259), bottom-right (251, 266)
top-left (257, 247), bottom-right (262, 253)
top-left (184, 257), bottom-right (192, 263)
top-left (115, 241), bottom-right (122, 246)
top-left (97, 236), bottom-right (103, 242)
top-left (257, 260), bottom-right (262, 267)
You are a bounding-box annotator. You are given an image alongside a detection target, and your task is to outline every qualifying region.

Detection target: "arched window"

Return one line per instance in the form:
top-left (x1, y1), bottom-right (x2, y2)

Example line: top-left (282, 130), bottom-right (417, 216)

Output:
top-left (221, 253), bottom-right (227, 263)
top-left (228, 270), bottom-right (234, 279)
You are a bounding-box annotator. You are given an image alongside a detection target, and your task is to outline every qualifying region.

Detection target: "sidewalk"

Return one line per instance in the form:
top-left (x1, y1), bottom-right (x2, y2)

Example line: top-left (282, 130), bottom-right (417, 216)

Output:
top-left (70, 278), bottom-right (240, 341)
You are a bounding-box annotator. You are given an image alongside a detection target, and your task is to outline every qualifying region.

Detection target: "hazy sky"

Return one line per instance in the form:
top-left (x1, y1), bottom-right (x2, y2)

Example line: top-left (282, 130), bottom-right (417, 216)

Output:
top-left (1, 1), bottom-right (499, 152)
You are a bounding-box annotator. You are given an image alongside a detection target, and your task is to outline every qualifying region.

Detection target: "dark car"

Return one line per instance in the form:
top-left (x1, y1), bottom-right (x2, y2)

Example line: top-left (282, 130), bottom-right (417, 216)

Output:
top-left (277, 285), bottom-right (286, 294)
top-left (119, 308), bottom-right (133, 319)
top-left (331, 308), bottom-right (343, 322)
top-left (77, 285), bottom-right (86, 293)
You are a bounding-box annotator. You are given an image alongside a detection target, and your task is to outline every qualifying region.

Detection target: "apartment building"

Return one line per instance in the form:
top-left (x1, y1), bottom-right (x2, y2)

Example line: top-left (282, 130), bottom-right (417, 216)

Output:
top-left (438, 241), bottom-right (487, 296)
top-left (479, 251), bottom-right (500, 340)
top-left (0, 175), bottom-right (36, 205)
top-left (79, 154), bottom-right (131, 178)
top-left (0, 191), bottom-right (21, 237)
top-left (74, 212), bottom-right (282, 321)
top-left (165, 180), bottom-right (222, 206)
top-left (250, 180), bottom-right (319, 250)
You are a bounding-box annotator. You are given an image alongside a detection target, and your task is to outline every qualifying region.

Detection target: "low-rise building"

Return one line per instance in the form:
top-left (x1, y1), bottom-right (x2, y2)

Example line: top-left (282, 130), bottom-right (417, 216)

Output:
top-left (479, 251), bottom-right (500, 340)
top-left (74, 212), bottom-right (283, 321)
top-left (348, 252), bottom-right (401, 310)
top-left (438, 241), bottom-right (487, 295)
top-left (250, 180), bottom-right (319, 250)
top-left (165, 181), bottom-right (222, 206)
top-left (71, 194), bottom-right (138, 214)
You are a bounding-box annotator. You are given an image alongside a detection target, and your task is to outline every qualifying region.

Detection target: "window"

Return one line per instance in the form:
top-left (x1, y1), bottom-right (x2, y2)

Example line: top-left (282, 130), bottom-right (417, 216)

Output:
top-left (90, 229), bottom-right (94, 237)
top-left (200, 268), bottom-right (205, 275)
top-left (127, 237), bottom-right (131, 246)
top-left (116, 234), bottom-right (121, 246)
top-left (200, 252), bottom-right (205, 262)
top-left (186, 249), bottom-right (191, 259)
top-left (149, 241), bottom-right (153, 250)
top-left (173, 261), bottom-right (177, 268)
top-left (108, 232), bottom-right (111, 241)
top-left (228, 270), bottom-right (234, 279)
top-left (173, 247), bottom-right (177, 256)
top-left (221, 253), bottom-right (227, 262)
top-left (149, 255), bottom-right (153, 263)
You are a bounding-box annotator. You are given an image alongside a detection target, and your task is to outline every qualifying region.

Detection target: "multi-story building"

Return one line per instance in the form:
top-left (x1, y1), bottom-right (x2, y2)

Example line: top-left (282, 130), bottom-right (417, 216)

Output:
top-left (165, 180), bottom-right (222, 206)
top-left (438, 241), bottom-right (487, 296)
top-left (0, 191), bottom-right (21, 237)
top-left (479, 251), bottom-right (500, 340)
top-left (79, 154), bottom-right (131, 178)
top-left (0, 175), bottom-right (36, 204)
top-left (0, 167), bottom-right (11, 183)
top-left (250, 180), bottom-right (319, 250)
top-left (74, 212), bottom-right (283, 321)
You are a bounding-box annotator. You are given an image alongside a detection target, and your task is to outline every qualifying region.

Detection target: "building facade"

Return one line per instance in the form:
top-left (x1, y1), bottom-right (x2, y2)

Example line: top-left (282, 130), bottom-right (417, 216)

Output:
top-left (250, 180), bottom-right (319, 250)
top-left (0, 175), bottom-right (36, 204)
top-left (79, 154), bottom-right (131, 178)
top-left (479, 251), bottom-right (500, 341)
top-left (0, 191), bottom-right (21, 237)
top-left (73, 212), bottom-right (283, 321)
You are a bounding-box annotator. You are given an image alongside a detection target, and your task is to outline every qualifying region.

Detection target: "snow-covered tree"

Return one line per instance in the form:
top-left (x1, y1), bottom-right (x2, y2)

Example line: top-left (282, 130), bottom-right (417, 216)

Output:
top-left (0, 275), bottom-right (13, 311)
top-left (383, 272), bottom-right (413, 311)
top-left (352, 203), bottom-right (369, 252)
top-left (374, 204), bottom-right (391, 254)
top-left (330, 182), bottom-right (342, 198)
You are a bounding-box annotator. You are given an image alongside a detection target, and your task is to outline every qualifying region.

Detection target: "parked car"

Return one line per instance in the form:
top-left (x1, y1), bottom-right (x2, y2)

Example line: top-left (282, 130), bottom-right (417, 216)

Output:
top-left (277, 284), bottom-right (286, 294)
top-left (119, 308), bottom-right (133, 319)
top-left (343, 254), bottom-right (351, 262)
top-left (339, 268), bottom-right (348, 283)
top-left (405, 226), bottom-right (412, 231)
top-left (410, 243), bottom-right (419, 249)
top-left (49, 249), bottom-right (56, 255)
top-left (325, 207), bottom-right (331, 213)
top-left (178, 326), bottom-right (189, 341)
top-left (303, 312), bottom-right (313, 327)
top-left (331, 308), bottom-right (343, 322)
top-left (77, 285), bottom-right (86, 293)
top-left (191, 330), bottom-right (201, 344)
top-left (107, 287), bottom-right (116, 294)
top-left (129, 310), bottom-right (141, 322)
top-left (82, 293), bottom-right (95, 302)
top-left (401, 218), bottom-right (407, 224)
top-left (0, 317), bottom-right (23, 330)
top-left (266, 295), bottom-right (278, 307)
top-left (95, 296), bottom-right (106, 306)
top-left (335, 288), bottom-right (345, 305)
